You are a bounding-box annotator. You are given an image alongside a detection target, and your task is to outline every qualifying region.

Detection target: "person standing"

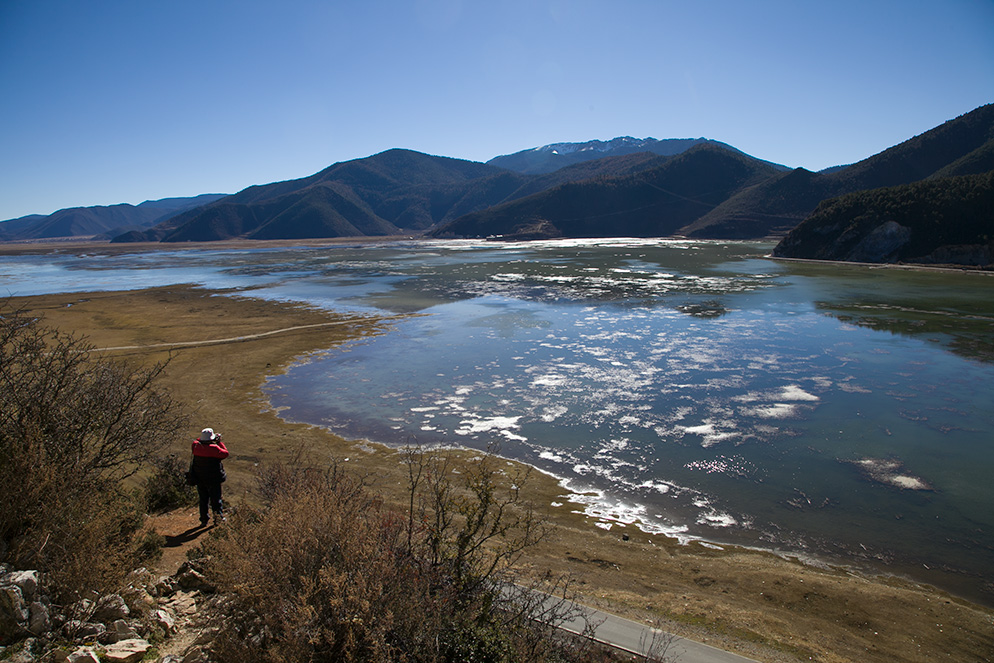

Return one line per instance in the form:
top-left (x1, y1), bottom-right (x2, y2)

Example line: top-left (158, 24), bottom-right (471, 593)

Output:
top-left (191, 427), bottom-right (229, 526)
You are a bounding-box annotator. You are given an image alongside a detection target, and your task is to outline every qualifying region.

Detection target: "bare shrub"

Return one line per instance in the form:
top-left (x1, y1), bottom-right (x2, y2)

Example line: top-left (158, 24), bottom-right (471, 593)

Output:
top-left (402, 446), bottom-right (548, 595)
top-left (0, 303), bottom-right (186, 599)
top-left (200, 451), bottom-right (619, 663)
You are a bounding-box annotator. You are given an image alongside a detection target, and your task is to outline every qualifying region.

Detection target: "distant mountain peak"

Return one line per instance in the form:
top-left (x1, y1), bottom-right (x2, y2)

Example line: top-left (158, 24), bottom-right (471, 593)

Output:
top-left (489, 136), bottom-right (776, 175)
top-left (532, 136), bottom-right (663, 156)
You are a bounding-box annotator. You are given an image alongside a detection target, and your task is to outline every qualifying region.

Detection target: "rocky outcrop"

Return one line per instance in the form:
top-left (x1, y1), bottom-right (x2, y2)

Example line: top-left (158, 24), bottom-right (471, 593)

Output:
top-left (842, 220), bottom-right (912, 262)
top-left (0, 563), bottom-right (213, 663)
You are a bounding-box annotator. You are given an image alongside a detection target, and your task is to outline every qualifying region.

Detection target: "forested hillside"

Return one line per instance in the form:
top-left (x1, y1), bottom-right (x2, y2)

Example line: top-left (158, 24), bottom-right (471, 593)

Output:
top-left (773, 170), bottom-right (994, 266)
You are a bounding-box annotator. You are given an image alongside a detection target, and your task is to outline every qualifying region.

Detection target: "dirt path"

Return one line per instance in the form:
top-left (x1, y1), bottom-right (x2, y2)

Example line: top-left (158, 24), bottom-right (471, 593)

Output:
top-left (91, 317), bottom-right (408, 353)
top-left (149, 508), bottom-right (217, 576)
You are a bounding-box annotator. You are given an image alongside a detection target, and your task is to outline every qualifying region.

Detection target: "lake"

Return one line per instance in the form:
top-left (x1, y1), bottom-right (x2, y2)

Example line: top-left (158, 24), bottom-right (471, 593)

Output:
top-left (2, 238), bottom-right (992, 604)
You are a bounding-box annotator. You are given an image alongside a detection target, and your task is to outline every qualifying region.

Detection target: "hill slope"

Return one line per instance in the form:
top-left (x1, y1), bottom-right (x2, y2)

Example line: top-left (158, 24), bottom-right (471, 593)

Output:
top-left (118, 150), bottom-right (672, 243)
top-left (124, 150), bottom-right (508, 242)
top-left (686, 103), bottom-right (994, 237)
top-left (772, 170), bottom-right (994, 266)
top-left (430, 144), bottom-right (780, 239)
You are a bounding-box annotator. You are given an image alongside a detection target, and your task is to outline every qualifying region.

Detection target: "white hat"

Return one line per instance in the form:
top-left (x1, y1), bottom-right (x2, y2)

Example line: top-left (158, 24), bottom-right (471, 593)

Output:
top-left (199, 428), bottom-right (216, 441)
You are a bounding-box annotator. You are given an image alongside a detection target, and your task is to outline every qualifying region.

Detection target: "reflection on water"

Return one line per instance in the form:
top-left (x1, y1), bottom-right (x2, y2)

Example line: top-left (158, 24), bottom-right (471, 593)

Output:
top-left (2, 239), bottom-right (993, 604)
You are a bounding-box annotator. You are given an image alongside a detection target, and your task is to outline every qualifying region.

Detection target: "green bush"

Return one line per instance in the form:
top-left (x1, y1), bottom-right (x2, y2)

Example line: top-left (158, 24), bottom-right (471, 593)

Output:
top-left (143, 454), bottom-right (198, 512)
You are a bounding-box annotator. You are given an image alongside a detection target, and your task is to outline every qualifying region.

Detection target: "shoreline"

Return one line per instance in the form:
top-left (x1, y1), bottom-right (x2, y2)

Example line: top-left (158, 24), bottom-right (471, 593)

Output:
top-left (5, 256), bottom-right (994, 661)
top-left (298, 415), bottom-right (992, 610)
top-left (3, 235), bottom-right (992, 276)
top-left (768, 254), bottom-right (994, 275)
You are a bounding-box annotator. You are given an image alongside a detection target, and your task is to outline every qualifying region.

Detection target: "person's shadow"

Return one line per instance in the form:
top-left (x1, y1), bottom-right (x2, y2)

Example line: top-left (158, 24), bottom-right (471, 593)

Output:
top-left (164, 523), bottom-right (213, 548)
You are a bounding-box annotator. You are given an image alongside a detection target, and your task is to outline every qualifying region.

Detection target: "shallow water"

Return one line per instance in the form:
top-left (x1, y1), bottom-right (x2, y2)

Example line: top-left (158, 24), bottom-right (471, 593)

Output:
top-left (3, 239), bottom-right (993, 604)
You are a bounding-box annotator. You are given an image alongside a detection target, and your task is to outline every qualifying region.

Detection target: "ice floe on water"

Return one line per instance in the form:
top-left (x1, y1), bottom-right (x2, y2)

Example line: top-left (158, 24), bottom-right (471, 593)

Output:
top-left (846, 457), bottom-right (933, 491)
top-left (778, 385), bottom-right (820, 401)
top-left (455, 415), bottom-right (526, 442)
top-left (560, 482), bottom-right (692, 540)
top-left (679, 421), bottom-right (741, 447)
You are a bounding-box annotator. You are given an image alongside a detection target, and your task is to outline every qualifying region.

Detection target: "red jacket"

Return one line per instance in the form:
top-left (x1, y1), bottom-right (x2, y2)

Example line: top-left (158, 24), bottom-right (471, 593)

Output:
top-left (192, 438), bottom-right (229, 459)
top-left (192, 438), bottom-right (229, 482)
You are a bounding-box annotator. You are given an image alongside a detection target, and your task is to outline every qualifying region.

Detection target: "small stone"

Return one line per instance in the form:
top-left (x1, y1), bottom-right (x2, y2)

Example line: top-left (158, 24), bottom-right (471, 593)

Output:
top-left (176, 569), bottom-right (211, 592)
top-left (164, 592), bottom-right (197, 616)
top-left (154, 577), bottom-right (178, 598)
top-left (122, 588), bottom-right (155, 614)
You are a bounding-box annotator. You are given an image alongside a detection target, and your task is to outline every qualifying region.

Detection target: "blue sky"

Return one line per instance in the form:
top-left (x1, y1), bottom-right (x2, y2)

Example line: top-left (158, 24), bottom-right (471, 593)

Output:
top-left (1, 0), bottom-right (992, 221)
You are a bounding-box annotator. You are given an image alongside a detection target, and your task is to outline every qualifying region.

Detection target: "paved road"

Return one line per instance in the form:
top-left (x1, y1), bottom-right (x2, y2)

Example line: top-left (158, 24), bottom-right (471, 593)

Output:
top-left (521, 587), bottom-right (759, 663)
top-left (561, 604), bottom-right (759, 663)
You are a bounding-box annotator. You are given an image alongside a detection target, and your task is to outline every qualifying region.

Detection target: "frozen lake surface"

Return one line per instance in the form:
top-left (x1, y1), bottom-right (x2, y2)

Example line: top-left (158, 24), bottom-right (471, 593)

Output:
top-left (3, 238), bottom-right (992, 603)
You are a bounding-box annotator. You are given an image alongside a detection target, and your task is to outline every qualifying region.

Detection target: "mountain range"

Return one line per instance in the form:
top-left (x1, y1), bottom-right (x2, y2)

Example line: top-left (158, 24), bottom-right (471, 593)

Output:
top-left (2, 104), bottom-right (992, 265)
top-left (0, 194), bottom-right (226, 242)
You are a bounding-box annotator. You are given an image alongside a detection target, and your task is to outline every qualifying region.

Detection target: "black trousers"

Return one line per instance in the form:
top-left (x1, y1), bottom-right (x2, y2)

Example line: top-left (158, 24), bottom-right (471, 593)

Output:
top-left (197, 480), bottom-right (223, 521)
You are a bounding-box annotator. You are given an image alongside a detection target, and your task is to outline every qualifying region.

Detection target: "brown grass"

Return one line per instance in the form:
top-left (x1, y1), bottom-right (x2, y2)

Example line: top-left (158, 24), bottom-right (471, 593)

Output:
top-left (10, 282), bottom-right (994, 663)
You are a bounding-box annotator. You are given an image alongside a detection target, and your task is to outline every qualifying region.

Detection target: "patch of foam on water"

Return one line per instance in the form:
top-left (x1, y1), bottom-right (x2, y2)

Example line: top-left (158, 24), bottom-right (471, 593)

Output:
top-left (692, 497), bottom-right (739, 528)
top-left (560, 480), bottom-right (693, 541)
top-left (636, 479), bottom-right (675, 495)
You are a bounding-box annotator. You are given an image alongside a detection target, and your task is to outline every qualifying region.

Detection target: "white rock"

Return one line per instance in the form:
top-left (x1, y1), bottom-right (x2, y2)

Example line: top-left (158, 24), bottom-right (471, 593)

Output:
top-left (152, 608), bottom-right (176, 634)
top-left (103, 638), bottom-right (152, 663)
